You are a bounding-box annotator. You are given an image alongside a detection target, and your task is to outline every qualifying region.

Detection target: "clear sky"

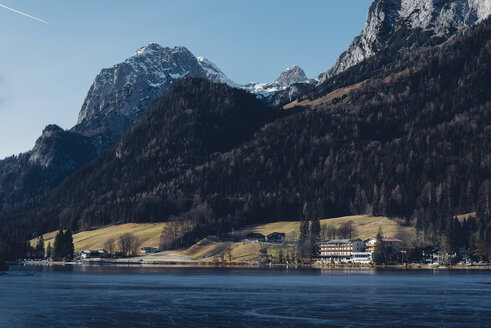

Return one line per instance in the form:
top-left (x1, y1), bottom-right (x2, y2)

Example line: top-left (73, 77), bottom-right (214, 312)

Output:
top-left (0, 0), bottom-right (371, 159)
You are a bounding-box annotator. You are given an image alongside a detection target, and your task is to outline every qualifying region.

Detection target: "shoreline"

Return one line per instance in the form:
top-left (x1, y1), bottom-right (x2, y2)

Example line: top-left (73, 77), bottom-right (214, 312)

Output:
top-left (17, 259), bottom-right (491, 271)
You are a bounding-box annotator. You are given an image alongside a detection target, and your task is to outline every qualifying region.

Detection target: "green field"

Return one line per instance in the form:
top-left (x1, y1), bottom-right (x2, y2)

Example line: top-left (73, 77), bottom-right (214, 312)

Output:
top-left (31, 215), bottom-right (415, 261)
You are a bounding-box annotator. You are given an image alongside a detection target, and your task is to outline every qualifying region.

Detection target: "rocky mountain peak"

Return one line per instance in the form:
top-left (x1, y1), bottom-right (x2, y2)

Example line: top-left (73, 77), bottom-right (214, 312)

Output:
top-left (318, 0), bottom-right (491, 82)
top-left (197, 56), bottom-right (239, 87)
top-left (72, 42), bottom-right (312, 151)
top-left (133, 42), bottom-right (165, 56)
top-left (274, 65), bottom-right (309, 86)
top-left (72, 44), bottom-right (208, 150)
top-left (41, 124), bottom-right (64, 136)
top-left (28, 125), bottom-right (95, 169)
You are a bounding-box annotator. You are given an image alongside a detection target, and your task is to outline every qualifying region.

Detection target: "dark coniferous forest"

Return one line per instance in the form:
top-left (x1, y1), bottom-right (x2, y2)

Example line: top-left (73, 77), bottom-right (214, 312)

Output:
top-left (1, 18), bottom-right (490, 259)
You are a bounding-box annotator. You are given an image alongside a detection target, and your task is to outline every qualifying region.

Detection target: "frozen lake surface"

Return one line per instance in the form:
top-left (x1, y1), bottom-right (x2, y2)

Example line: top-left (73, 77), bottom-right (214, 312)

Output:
top-left (1, 266), bottom-right (490, 327)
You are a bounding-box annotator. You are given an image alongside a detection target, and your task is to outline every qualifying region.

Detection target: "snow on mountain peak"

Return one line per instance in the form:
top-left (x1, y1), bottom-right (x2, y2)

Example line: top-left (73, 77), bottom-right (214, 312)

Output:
top-left (73, 43), bottom-right (315, 150)
top-left (134, 42), bottom-right (165, 56)
top-left (197, 56), bottom-right (239, 87)
top-left (241, 65), bottom-right (314, 104)
top-left (73, 44), bottom-right (208, 149)
top-left (318, 0), bottom-right (491, 82)
top-left (275, 65), bottom-right (309, 86)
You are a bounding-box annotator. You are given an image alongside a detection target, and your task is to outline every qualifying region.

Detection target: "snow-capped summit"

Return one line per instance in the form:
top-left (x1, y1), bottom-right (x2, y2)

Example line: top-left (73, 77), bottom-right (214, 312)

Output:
top-left (134, 42), bottom-right (164, 56)
top-left (241, 65), bottom-right (315, 105)
top-left (318, 0), bottom-right (491, 82)
top-left (197, 56), bottom-right (240, 87)
top-left (73, 44), bottom-right (208, 149)
top-left (274, 65), bottom-right (310, 86)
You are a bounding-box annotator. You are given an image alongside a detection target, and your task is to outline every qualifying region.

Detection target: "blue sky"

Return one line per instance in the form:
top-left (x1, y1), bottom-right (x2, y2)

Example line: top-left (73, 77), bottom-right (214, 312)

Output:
top-left (0, 0), bottom-right (371, 159)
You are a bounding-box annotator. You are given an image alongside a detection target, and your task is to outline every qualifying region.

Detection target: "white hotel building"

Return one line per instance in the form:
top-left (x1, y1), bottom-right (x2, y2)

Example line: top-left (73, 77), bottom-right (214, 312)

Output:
top-left (319, 239), bottom-right (366, 263)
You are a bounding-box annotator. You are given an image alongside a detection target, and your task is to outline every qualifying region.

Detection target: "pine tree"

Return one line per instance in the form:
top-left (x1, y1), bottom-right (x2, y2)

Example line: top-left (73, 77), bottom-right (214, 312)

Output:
top-left (298, 220), bottom-right (310, 259)
top-left (372, 227), bottom-right (386, 265)
top-left (35, 236), bottom-right (45, 259)
top-left (53, 229), bottom-right (64, 260)
top-left (310, 217), bottom-right (321, 257)
top-left (46, 242), bottom-right (52, 259)
top-left (63, 230), bottom-right (74, 260)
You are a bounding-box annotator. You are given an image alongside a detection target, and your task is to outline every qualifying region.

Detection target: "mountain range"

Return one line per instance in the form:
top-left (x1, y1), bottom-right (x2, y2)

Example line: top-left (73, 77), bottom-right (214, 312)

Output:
top-left (0, 43), bottom-right (310, 222)
top-left (0, 0), bottom-right (490, 249)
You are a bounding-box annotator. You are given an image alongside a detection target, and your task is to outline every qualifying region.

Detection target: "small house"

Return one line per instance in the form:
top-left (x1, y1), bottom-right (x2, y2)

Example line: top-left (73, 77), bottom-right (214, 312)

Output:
top-left (266, 232), bottom-right (286, 243)
top-left (140, 247), bottom-right (158, 254)
top-left (81, 249), bottom-right (106, 259)
top-left (244, 233), bottom-right (266, 243)
top-left (421, 246), bottom-right (439, 263)
top-left (458, 248), bottom-right (470, 262)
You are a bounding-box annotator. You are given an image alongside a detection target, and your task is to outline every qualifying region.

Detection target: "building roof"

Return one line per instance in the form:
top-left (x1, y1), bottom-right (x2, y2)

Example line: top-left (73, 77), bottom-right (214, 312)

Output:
top-left (267, 232), bottom-right (285, 236)
top-left (366, 236), bottom-right (401, 243)
top-left (82, 249), bottom-right (106, 254)
top-left (381, 237), bottom-right (401, 242)
top-left (246, 232), bottom-right (265, 238)
top-left (325, 239), bottom-right (361, 243)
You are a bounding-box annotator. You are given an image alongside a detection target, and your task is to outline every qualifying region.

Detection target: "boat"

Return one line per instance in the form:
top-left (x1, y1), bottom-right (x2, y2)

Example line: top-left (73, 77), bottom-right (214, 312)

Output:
top-left (0, 258), bottom-right (8, 271)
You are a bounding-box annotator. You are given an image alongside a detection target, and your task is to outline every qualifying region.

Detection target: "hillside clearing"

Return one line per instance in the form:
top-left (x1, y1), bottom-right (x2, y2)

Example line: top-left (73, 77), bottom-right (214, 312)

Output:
top-left (31, 223), bottom-right (167, 253)
top-left (31, 215), bottom-right (415, 262)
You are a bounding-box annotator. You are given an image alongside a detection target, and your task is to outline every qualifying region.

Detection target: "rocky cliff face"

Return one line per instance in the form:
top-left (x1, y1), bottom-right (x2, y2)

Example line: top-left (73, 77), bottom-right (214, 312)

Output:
top-left (197, 56), bottom-right (240, 87)
top-left (274, 65), bottom-right (310, 86)
top-left (73, 44), bottom-right (209, 150)
top-left (318, 0), bottom-right (491, 82)
top-left (28, 125), bottom-right (96, 170)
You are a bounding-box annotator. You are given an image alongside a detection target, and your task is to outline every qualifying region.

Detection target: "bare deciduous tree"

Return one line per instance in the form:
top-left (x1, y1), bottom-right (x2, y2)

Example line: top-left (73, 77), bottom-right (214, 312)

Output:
top-left (104, 237), bottom-right (116, 254)
top-left (118, 233), bottom-right (141, 257)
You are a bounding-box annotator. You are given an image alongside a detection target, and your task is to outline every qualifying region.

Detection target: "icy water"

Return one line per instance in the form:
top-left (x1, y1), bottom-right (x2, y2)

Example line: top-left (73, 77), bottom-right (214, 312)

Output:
top-left (0, 266), bottom-right (490, 327)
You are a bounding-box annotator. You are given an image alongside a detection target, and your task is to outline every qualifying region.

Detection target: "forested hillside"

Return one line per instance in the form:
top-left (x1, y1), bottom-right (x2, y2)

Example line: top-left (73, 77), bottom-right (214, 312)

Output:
top-left (163, 19), bottom-right (490, 242)
top-left (29, 78), bottom-right (280, 233)
top-left (2, 18), bottom-right (490, 259)
top-left (0, 125), bottom-right (97, 223)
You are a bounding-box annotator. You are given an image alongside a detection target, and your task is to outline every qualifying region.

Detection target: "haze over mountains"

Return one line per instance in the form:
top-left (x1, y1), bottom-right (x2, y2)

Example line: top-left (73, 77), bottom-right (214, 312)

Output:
top-left (0, 0), bottom-right (490, 250)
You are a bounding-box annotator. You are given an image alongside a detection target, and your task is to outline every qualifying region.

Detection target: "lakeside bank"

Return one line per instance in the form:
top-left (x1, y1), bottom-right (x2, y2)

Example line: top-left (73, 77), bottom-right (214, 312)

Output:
top-left (18, 259), bottom-right (491, 271)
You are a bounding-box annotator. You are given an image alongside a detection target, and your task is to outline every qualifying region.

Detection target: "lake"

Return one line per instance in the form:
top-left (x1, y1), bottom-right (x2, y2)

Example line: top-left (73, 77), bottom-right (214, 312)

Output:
top-left (0, 265), bottom-right (490, 327)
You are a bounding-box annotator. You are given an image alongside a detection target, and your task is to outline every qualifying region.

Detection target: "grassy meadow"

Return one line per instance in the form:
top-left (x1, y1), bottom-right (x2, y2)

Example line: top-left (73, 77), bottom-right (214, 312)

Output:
top-left (31, 215), bottom-right (415, 262)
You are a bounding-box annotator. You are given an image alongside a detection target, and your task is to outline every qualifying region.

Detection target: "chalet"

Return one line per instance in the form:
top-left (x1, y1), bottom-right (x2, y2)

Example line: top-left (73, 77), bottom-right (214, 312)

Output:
top-left (458, 248), bottom-right (470, 262)
top-left (422, 246), bottom-right (439, 263)
top-left (81, 249), bottom-right (106, 259)
top-left (244, 233), bottom-right (266, 243)
top-left (365, 236), bottom-right (401, 256)
top-left (266, 232), bottom-right (286, 243)
top-left (140, 247), bottom-right (158, 254)
top-left (320, 239), bottom-right (365, 262)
